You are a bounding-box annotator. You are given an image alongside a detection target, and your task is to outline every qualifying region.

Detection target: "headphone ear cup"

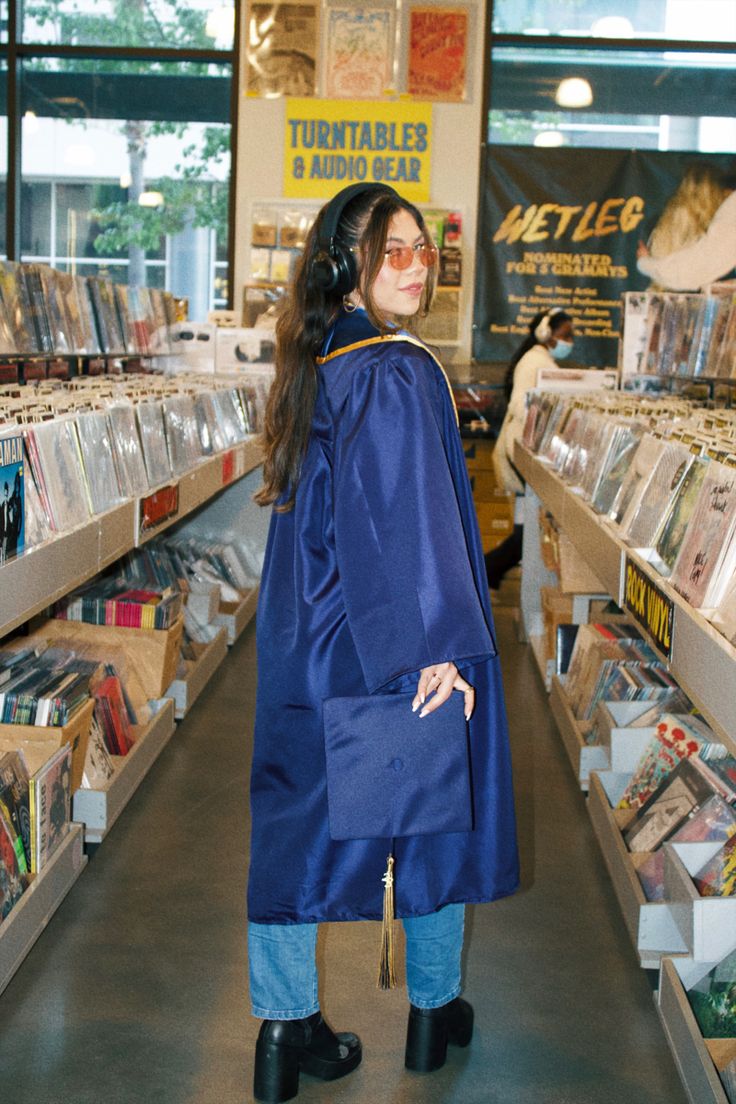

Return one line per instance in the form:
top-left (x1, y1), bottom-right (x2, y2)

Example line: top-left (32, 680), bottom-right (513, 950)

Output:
top-left (534, 318), bottom-right (551, 343)
top-left (331, 242), bottom-right (357, 297)
top-left (311, 242), bottom-right (357, 296)
top-left (311, 250), bottom-right (340, 291)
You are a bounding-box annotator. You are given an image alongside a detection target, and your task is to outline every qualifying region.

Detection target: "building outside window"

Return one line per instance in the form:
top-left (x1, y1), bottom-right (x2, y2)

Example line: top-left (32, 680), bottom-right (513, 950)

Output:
top-left (1, 0), bottom-right (235, 320)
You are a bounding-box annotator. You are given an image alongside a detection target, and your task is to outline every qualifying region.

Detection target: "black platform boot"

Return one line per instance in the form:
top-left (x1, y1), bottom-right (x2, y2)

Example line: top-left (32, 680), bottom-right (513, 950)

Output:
top-left (253, 1011), bottom-right (362, 1103)
top-left (405, 997), bottom-right (474, 1073)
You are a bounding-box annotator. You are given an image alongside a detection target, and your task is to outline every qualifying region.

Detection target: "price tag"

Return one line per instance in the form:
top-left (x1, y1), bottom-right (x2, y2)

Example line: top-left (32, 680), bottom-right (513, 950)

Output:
top-left (221, 447), bottom-right (246, 486)
top-left (139, 484), bottom-right (179, 536)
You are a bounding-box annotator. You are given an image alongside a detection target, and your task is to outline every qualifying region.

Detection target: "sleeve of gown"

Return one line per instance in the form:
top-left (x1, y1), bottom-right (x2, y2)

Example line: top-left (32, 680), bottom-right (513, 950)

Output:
top-left (333, 348), bottom-right (496, 693)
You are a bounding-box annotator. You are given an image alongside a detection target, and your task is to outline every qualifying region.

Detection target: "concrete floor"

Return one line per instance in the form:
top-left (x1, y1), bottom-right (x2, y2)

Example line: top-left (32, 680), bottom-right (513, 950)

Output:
top-left (0, 590), bottom-right (688, 1104)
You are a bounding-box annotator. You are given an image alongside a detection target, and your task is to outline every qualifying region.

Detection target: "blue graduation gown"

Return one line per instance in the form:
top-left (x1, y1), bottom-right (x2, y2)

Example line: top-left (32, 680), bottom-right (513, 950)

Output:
top-left (247, 308), bottom-right (519, 924)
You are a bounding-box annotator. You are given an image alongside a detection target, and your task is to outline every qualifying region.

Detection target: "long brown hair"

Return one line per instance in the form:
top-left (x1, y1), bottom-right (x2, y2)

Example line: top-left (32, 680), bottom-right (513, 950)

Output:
top-left (255, 189), bottom-right (436, 511)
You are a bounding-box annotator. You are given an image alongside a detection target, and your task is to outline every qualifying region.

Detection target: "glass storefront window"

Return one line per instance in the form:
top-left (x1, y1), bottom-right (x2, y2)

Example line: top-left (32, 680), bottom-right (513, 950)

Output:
top-left (20, 0), bottom-right (235, 51)
top-left (20, 59), bottom-right (231, 318)
top-left (489, 46), bottom-right (736, 152)
top-left (492, 0), bottom-right (736, 42)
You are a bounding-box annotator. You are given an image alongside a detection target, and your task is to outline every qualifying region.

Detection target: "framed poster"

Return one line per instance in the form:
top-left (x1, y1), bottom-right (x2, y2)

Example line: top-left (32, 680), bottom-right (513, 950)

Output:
top-left (407, 6), bottom-right (468, 101)
top-left (246, 3), bottom-right (319, 97)
top-left (325, 5), bottom-right (395, 99)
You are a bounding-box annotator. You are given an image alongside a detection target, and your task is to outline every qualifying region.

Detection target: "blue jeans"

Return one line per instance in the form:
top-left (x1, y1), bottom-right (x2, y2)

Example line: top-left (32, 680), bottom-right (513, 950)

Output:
top-left (248, 904), bottom-right (465, 1019)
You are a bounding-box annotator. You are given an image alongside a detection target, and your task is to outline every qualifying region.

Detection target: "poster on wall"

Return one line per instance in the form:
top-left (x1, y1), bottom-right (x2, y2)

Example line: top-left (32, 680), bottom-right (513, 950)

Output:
top-left (473, 147), bottom-right (736, 366)
top-left (324, 6), bottom-right (395, 100)
top-left (407, 6), bottom-right (468, 102)
top-left (246, 3), bottom-right (319, 97)
top-left (284, 98), bottom-right (432, 202)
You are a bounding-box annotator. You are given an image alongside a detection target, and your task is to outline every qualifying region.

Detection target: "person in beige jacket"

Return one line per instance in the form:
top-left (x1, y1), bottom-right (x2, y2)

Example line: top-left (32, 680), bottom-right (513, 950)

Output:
top-left (486, 308), bottom-right (574, 588)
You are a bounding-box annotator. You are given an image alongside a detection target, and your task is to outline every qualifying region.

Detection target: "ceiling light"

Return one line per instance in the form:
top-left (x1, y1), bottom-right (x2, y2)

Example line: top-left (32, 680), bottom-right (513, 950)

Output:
top-left (138, 191), bottom-right (165, 208)
top-left (590, 16), bottom-right (634, 37)
top-left (24, 110), bottom-right (40, 134)
top-left (555, 78), bottom-right (593, 108)
top-left (534, 130), bottom-right (565, 147)
top-left (119, 172), bottom-right (132, 189)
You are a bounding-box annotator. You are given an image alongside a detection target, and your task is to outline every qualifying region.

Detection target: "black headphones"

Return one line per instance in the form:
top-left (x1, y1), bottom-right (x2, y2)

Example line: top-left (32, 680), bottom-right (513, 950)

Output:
top-left (310, 182), bottom-right (400, 296)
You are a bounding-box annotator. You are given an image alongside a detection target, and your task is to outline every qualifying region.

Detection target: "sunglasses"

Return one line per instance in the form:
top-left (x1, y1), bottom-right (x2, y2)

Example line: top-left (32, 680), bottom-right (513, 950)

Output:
top-left (384, 242), bottom-right (439, 271)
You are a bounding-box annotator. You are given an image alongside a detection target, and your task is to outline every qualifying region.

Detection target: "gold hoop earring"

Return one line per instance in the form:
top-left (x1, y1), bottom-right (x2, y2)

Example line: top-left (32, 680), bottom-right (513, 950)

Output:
top-left (342, 296), bottom-right (357, 313)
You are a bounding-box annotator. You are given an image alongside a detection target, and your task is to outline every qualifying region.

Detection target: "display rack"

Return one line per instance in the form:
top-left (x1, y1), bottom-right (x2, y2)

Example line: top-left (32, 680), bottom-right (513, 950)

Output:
top-left (0, 384), bottom-right (268, 999)
top-left (587, 772), bottom-right (688, 968)
top-left (136, 437), bottom-right (263, 546)
top-left (215, 587), bottom-right (260, 645)
top-left (658, 958), bottom-right (733, 1104)
top-left (166, 628), bottom-right (229, 720)
top-left (514, 441), bottom-right (736, 756)
top-left (0, 826), bottom-right (86, 997)
top-left (72, 700), bottom-right (176, 845)
top-left (549, 676), bottom-right (609, 790)
top-left (0, 438), bottom-right (264, 640)
top-left (515, 438), bottom-right (736, 1102)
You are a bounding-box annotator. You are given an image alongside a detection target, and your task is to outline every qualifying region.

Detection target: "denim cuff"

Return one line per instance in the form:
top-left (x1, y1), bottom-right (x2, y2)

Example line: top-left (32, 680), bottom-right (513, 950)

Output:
top-left (407, 984), bottom-right (462, 1010)
top-left (251, 1001), bottom-right (320, 1021)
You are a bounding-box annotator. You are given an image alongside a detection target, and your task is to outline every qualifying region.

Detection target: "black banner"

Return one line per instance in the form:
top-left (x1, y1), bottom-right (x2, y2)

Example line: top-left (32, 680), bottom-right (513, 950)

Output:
top-left (624, 555), bottom-right (675, 660)
top-left (473, 148), bottom-right (734, 367)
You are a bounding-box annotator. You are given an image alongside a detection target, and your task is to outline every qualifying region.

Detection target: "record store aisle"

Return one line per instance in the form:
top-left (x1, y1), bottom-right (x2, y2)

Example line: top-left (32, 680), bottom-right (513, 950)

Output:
top-left (0, 603), bottom-right (687, 1104)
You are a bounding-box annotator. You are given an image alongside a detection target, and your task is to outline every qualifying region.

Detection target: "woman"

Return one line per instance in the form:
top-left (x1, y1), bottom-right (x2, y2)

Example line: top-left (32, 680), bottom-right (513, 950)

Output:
top-left (637, 163), bottom-right (733, 290)
top-left (249, 182), bottom-right (519, 1103)
top-left (486, 309), bottom-right (574, 589)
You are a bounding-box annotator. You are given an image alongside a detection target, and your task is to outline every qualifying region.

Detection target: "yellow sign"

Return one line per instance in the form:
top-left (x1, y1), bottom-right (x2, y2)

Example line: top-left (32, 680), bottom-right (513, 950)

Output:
top-left (624, 556), bottom-right (675, 659)
top-left (284, 99), bottom-right (432, 202)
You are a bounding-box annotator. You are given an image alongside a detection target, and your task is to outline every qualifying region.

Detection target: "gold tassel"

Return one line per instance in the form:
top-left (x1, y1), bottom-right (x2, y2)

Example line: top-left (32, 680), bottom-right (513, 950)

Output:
top-left (377, 853), bottom-right (397, 990)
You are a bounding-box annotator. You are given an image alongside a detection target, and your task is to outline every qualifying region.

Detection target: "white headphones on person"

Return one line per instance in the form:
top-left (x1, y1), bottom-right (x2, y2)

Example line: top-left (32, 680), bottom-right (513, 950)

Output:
top-left (534, 308), bottom-right (565, 344)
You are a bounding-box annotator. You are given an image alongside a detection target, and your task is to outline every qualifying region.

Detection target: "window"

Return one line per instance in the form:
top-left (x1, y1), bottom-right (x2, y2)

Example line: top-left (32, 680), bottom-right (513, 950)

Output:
top-left (1, 0), bottom-right (237, 316)
top-left (20, 0), bottom-right (235, 51)
top-left (492, 0), bottom-right (736, 42)
top-left (489, 45), bottom-right (736, 151)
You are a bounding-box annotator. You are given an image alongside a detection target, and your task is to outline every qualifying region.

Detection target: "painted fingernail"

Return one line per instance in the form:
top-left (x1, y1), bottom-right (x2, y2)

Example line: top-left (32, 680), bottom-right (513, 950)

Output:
top-left (420, 693), bottom-right (425, 704)
top-left (412, 701), bottom-right (419, 712)
top-left (419, 708), bottom-right (427, 719)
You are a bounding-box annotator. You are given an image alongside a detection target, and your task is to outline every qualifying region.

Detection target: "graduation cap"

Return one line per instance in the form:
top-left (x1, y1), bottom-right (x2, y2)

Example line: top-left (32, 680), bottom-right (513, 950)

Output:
top-left (323, 691), bottom-right (472, 988)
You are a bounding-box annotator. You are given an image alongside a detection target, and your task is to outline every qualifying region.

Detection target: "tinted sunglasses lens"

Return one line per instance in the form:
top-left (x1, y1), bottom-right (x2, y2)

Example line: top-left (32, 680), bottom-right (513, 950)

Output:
top-left (387, 248), bottom-right (413, 270)
top-left (422, 245), bottom-right (438, 268)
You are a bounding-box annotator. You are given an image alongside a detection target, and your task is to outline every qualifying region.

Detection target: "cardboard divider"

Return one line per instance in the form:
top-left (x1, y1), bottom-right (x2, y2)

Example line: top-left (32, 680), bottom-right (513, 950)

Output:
top-left (37, 616), bottom-right (184, 705)
top-left (0, 698), bottom-right (94, 793)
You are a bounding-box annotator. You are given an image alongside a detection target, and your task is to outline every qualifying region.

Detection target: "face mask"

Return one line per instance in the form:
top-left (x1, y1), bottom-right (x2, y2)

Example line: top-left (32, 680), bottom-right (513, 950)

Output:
top-left (550, 339), bottom-right (573, 360)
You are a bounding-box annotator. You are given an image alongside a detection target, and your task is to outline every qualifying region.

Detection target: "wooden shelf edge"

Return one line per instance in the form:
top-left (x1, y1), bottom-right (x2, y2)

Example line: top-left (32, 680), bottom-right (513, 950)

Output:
top-left (0, 825), bottom-right (87, 997)
top-left (658, 958), bottom-right (731, 1104)
top-left (166, 628), bottom-right (229, 720)
top-left (72, 699), bottom-right (176, 844)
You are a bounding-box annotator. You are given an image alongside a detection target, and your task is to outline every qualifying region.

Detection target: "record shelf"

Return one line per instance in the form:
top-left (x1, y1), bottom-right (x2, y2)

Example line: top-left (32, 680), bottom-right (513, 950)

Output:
top-left (549, 675), bottom-right (609, 791)
top-left (166, 627), bottom-right (229, 720)
top-left (0, 439), bottom-right (267, 995)
top-left (72, 700), bottom-right (176, 845)
top-left (0, 825), bottom-right (86, 997)
top-left (513, 441), bottom-right (736, 755)
top-left (514, 439), bottom-right (736, 1104)
top-left (658, 958), bottom-right (733, 1104)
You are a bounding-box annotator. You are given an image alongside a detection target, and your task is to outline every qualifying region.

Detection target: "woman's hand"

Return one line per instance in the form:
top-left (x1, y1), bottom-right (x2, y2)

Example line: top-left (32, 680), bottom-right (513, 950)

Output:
top-left (412, 662), bottom-right (475, 722)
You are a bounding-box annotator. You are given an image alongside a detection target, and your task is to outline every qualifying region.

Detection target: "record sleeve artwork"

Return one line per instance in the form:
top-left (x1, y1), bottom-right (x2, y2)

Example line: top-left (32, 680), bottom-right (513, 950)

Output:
top-left (407, 6), bottom-right (467, 101)
top-left (247, 3), bottom-right (318, 96)
top-left (0, 432), bottom-right (24, 564)
top-left (325, 7), bottom-right (394, 99)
